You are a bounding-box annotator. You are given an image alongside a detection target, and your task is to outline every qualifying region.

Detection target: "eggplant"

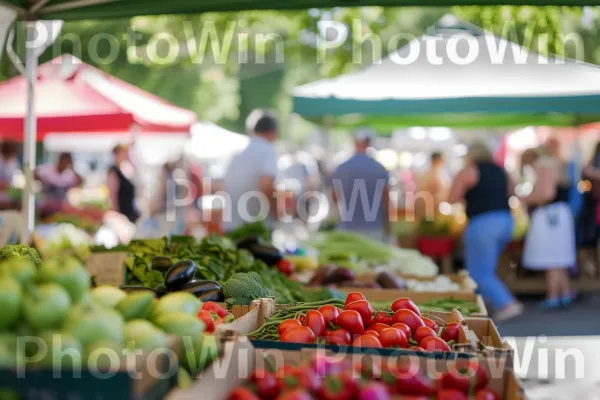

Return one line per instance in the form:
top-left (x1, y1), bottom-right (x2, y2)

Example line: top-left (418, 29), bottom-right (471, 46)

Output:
top-left (308, 265), bottom-right (336, 286)
top-left (322, 267), bottom-right (355, 285)
top-left (154, 284), bottom-right (168, 297)
top-left (120, 286), bottom-right (157, 297)
top-left (339, 281), bottom-right (381, 289)
top-left (165, 260), bottom-right (197, 290)
top-left (181, 280), bottom-right (224, 300)
top-left (247, 243), bottom-right (283, 266)
top-left (236, 235), bottom-right (260, 250)
top-left (151, 256), bottom-right (173, 273)
top-left (197, 289), bottom-right (225, 303)
top-left (376, 271), bottom-right (407, 289)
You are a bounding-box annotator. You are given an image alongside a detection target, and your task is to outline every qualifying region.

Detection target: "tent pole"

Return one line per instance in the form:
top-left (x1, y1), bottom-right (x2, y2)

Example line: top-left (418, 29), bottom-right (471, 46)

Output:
top-left (21, 21), bottom-right (38, 242)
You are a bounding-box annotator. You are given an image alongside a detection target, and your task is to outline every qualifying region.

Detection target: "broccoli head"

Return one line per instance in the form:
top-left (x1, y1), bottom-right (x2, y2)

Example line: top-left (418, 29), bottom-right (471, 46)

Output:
top-left (0, 244), bottom-right (42, 266)
top-left (223, 272), bottom-right (269, 306)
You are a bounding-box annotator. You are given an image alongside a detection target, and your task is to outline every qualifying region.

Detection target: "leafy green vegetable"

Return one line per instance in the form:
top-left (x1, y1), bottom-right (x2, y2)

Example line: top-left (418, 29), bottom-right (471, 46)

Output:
top-left (0, 244), bottom-right (42, 266)
top-left (225, 222), bottom-right (271, 244)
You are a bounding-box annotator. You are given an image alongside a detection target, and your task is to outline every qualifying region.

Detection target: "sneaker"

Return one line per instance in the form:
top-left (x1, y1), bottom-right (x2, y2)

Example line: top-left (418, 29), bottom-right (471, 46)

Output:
top-left (494, 302), bottom-right (524, 322)
top-left (537, 298), bottom-right (562, 311)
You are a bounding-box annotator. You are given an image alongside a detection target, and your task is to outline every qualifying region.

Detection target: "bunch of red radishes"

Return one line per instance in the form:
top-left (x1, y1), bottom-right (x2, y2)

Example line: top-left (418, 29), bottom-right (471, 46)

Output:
top-left (227, 353), bottom-right (502, 400)
top-left (277, 293), bottom-right (461, 351)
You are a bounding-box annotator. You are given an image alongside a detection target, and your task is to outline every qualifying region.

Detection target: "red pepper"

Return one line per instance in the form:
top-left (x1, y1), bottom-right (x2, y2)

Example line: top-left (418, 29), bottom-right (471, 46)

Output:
top-left (441, 323), bottom-right (461, 343)
top-left (324, 329), bottom-right (352, 346)
top-left (276, 259), bottom-right (295, 276)
top-left (475, 388), bottom-right (501, 400)
top-left (278, 319), bottom-right (302, 336)
top-left (437, 389), bottom-right (468, 400)
top-left (248, 370), bottom-right (280, 400)
top-left (279, 367), bottom-right (321, 393)
top-left (344, 300), bottom-right (374, 327)
top-left (197, 309), bottom-right (216, 332)
top-left (304, 310), bottom-right (326, 337)
top-left (227, 387), bottom-right (260, 400)
top-left (383, 363), bottom-right (433, 396)
top-left (202, 301), bottom-right (228, 318)
top-left (344, 292), bottom-right (366, 308)
top-left (440, 360), bottom-right (490, 393)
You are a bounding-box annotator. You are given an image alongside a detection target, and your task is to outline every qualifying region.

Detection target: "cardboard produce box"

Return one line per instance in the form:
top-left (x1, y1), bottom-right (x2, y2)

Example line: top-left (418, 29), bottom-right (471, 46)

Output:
top-left (86, 251), bottom-right (128, 286)
top-left (0, 336), bottom-right (181, 400)
top-left (166, 336), bottom-right (523, 400)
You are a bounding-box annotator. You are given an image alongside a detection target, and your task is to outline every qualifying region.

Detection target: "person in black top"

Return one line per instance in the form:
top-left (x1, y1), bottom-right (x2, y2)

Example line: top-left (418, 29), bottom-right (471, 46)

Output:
top-left (107, 144), bottom-right (139, 223)
top-left (448, 142), bottom-right (522, 322)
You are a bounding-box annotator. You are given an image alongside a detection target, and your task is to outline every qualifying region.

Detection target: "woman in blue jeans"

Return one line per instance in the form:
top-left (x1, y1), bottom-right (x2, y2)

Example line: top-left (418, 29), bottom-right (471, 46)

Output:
top-left (448, 142), bottom-right (523, 322)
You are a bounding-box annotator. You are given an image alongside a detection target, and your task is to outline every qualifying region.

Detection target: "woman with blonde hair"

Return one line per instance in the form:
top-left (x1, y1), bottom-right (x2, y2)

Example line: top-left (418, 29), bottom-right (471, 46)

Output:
top-left (448, 141), bottom-right (522, 321)
top-left (520, 145), bottom-right (574, 309)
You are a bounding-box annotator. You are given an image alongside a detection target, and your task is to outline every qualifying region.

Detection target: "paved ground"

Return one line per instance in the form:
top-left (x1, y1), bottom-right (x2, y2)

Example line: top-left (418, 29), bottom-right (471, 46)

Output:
top-left (493, 295), bottom-right (600, 337)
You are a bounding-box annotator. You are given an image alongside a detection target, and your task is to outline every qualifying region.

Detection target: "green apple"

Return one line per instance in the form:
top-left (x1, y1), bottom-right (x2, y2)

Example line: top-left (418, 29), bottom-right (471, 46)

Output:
top-left (0, 258), bottom-right (35, 284)
top-left (154, 312), bottom-right (204, 339)
top-left (124, 320), bottom-right (167, 351)
top-left (116, 292), bottom-right (154, 321)
top-left (0, 333), bottom-right (23, 368)
top-left (63, 302), bottom-right (125, 347)
top-left (0, 276), bottom-right (21, 329)
top-left (23, 283), bottom-right (71, 331)
top-left (91, 286), bottom-right (127, 308)
top-left (36, 331), bottom-right (83, 369)
top-left (185, 334), bottom-right (220, 375)
top-left (151, 292), bottom-right (202, 321)
top-left (38, 257), bottom-right (90, 303)
top-left (84, 340), bottom-right (123, 369)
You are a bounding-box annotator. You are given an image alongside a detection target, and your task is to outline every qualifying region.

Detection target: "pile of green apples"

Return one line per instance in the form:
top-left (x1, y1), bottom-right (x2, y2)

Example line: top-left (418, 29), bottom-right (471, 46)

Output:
top-left (0, 255), bottom-right (219, 377)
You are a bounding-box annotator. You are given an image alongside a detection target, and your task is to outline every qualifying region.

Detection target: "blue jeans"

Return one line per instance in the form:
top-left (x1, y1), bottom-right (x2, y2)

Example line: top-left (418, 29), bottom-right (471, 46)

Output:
top-left (464, 210), bottom-right (515, 310)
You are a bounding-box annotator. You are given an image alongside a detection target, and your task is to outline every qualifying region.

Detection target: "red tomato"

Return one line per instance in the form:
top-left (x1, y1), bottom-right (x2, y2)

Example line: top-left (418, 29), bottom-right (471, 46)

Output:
top-left (382, 316), bottom-right (394, 325)
top-left (383, 364), bottom-right (432, 396)
top-left (277, 389), bottom-right (314, 400)
top-left (390, 297), bottom-right (421, 315)
top-left (413, 326), bottom-right (437, 345)
top-left (317, 305), bottom-right (341, 325)
top-left (379, 328), bottom-right (408, 348)
top-left (278, 319), bottom-right (302, 336)
top-left (227, 387), bottom-right (260, 400)
top-left (392, 309), bottom-right (425, 332)
top-left (372, 311), bottom-right (389, 325)
top-left (336, 310), bottom-right (365, 335)
top-left (357, 381), bottom-right (390, 400)
top-left (366, 323), bottom-right (390, 334)
top-left (344, 292), bottom-right (366, 308)
top-left (441, 323), bottom-right (461, 343)
top-left (476, 388), bottom-right (501, 400)
top-left (353, 335), bottom-right (382, 348)
top-left (280, 367), bottom-right (321, 393)
top-left (276, 365), bottom-right (295, 379)
top-left (197, 310), bottom-right (216, 333)
top-left (437, 389), bottom-right (468, 400)
top-left (420, 336), bottom-right (452, 352)
top-left (345, 300), bottom-right (374, 326)
top-left (324, 329), bottom-right (352, 346)
top-left (280, 327), bottom-right (316, 344)
top-left (304, 310), bottom-right (326, 337)
top-left (276, 259), bottom-right (295, 276)
top-left (362, 330), bottom-right (380, 338)
top-left (249, 370), bottom-right (280, 399)
top-left (391, 323), bottom-right (411, 338)
top-left (441, 360), bottom-right (489, 393)
top-left (319, 375), bottom-right (354, 400)
top-left (202, 301), bottom-right (228, 318)
top-left (422, 317), bottom-right (439, 332)
top-left (354, 359), bottom-right (382, 380)
top-left (308, 354), bottom-right (347, 377)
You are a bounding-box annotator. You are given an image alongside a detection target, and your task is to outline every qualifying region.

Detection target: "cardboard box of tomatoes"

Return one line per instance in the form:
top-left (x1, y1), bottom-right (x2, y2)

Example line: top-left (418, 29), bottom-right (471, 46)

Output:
top-left (165, 335), bottom-right (524, 400)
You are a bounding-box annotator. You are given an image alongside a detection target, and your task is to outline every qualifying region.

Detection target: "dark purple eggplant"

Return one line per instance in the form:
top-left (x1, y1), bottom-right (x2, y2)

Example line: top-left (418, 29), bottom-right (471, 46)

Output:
top-left (376, 271), bottom-right (407, 289)
top-left (196, 289), bottom-right (225, 302)
top-left (322, 267), bottom-right (355, 285)
top-left (236, 236), bottom-right (260, 250)
top-left (247, 243), bottom-right (283, 266)
top-left (151, 256), bottom-right (173, 273)
top-left (154, 284), bottom-right (168, 297)
top-left (181, 279), bottom-right (223, 299)
top-left (308, 265), bottom-right (336, 286)
top-left (165, 260), bottom-right (197, 290)
top-left (120, 286), bottom-right (157, 297)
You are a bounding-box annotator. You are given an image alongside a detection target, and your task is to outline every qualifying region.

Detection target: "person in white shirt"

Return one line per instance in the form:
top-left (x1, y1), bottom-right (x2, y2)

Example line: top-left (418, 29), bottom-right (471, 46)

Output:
top-left (222, 110), bottom-right (279, 232)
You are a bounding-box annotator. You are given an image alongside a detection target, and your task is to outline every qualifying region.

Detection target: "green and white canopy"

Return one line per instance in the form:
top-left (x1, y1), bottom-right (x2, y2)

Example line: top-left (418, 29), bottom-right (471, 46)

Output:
top-left (293, 16), bottom-right (600, 130)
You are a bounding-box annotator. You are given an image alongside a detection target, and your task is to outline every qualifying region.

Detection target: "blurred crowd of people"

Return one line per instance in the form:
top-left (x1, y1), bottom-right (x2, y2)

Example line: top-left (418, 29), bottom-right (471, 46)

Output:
top-left (2, 110), bottom-right (600, 321)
